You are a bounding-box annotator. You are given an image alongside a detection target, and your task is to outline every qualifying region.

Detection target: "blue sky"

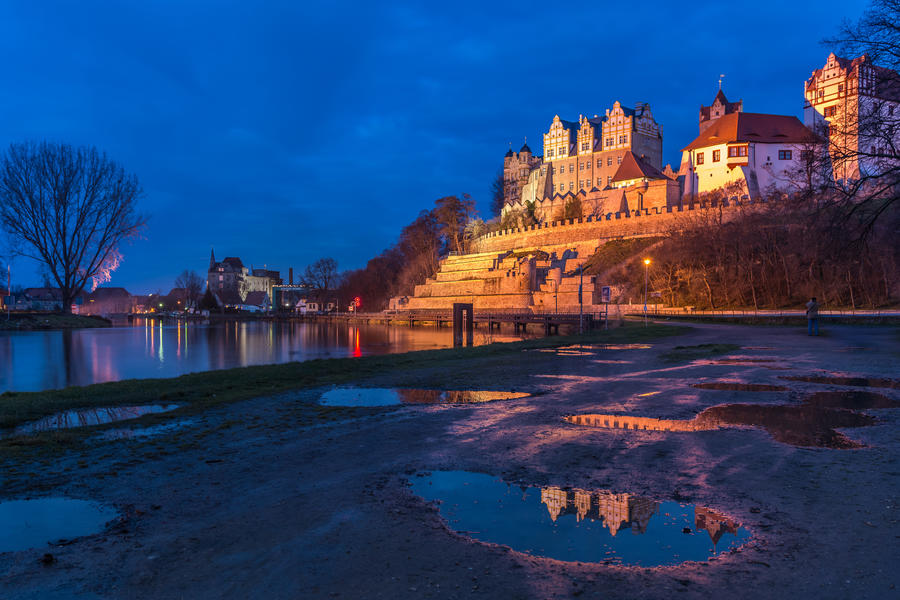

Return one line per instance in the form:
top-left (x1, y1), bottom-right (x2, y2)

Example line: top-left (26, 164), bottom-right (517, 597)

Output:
top-left (0, 0), bottom-right (869, 293)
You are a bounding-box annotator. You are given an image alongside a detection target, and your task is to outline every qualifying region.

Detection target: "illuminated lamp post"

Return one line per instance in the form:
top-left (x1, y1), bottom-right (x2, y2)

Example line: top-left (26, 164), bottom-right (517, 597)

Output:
top-left (643, 258), bottom-right (651, 327)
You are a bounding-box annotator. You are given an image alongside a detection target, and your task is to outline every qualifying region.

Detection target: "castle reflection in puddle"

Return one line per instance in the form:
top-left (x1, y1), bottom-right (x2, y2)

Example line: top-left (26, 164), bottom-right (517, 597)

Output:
top-left (410, 470), bottom-right (750, 566)
top-left (540, 486), bottom-right (739, 546)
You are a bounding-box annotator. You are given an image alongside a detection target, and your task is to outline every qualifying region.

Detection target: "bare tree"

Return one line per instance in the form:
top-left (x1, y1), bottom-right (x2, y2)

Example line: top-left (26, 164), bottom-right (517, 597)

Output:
top-left (303, 257), bottom-right (338, 304)
top-left (0, 142), bottom-right (145, 313)
top-left (174, 269), bottom-right (204, 311)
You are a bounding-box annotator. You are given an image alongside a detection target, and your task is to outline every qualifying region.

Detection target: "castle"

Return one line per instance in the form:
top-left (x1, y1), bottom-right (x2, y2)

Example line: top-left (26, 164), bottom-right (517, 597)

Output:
top-left (502, 52), bottom-right (899, 219)
top-left (391, 53), bottom-right (899, 314)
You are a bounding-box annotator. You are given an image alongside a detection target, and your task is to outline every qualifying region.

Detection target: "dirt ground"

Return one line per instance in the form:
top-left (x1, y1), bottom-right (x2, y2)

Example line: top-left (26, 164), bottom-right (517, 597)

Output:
top-left (1, 322), bottom-right (898, 599)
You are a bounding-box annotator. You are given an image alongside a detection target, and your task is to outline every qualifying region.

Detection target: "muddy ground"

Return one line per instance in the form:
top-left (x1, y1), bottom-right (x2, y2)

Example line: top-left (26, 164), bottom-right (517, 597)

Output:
top-left (1, 322), bottom-right (899, 599)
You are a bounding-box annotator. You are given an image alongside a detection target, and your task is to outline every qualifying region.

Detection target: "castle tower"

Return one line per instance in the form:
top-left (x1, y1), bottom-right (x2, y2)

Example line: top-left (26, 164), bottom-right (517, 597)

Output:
top-left (209, 248), bottom-right (216, 271)
top-left (699, 90), bottom-right (743, 133)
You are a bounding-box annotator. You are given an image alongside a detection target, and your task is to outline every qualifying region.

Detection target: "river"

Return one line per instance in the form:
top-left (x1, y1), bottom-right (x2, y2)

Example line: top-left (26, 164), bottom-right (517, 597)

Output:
top-left (0, 318), bottom-right (531, 393)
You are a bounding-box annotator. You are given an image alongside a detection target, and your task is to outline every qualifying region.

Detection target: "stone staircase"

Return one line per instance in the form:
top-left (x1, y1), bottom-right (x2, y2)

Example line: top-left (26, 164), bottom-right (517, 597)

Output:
top-left (399, 243), bottom-right (610, 313)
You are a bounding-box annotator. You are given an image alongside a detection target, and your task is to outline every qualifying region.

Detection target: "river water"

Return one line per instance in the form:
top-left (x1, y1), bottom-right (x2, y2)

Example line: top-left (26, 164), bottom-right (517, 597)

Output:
top-left (0, 318), bottom-right (530, 393)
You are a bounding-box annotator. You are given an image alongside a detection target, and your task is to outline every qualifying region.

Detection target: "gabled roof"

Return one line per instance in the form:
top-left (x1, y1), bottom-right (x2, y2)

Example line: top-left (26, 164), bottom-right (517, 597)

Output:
top-left (222, 257), bottom-right (244, 269)
top-left (611, 152), bottom-right (670, 183)
top-left (215, 289), bottom-right (243, 306)
top-left (90, 287), bottom-right (131, 300)
top-left (683, 112), bottom-right (821, 151)
top-left (243, 291), bottom-right (269, 306)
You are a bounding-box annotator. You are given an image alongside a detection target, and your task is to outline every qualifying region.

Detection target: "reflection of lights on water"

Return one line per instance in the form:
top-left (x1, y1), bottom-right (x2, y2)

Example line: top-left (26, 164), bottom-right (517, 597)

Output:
top-left (158, 319), bottom-right (164, 363)
top-left (353, 328), bottom-right (361, 358)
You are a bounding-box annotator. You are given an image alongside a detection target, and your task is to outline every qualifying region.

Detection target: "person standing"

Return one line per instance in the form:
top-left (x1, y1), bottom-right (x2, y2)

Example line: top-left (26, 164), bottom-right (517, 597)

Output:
top-left (805, 297), bottom-right (820, 336)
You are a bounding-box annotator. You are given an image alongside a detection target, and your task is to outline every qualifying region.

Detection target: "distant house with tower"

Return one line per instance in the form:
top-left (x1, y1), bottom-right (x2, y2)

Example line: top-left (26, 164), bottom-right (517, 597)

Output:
top-left (207, 249), bottom-right (282, 308)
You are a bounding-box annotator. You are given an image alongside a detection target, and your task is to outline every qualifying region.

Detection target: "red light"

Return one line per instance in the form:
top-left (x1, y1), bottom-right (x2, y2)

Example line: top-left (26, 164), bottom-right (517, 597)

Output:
top-left (354, 297), bottom-right (361, 308)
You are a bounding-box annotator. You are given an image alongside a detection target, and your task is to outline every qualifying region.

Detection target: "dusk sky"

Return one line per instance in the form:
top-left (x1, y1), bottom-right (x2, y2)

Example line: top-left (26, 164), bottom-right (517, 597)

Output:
top-left (0, 0), bottom-right (868, 294)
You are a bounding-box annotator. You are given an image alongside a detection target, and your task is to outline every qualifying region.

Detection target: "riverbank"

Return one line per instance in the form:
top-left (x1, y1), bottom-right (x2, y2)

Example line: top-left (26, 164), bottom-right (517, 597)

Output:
top-left (0, 313), bottom-right (111, 331)
top-left (1, 322), bottom-right (898, 599)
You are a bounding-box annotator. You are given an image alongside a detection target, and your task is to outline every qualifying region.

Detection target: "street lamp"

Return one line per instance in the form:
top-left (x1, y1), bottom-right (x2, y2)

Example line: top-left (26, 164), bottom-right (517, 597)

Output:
top-left (643, 258), bottom-right (651, 326)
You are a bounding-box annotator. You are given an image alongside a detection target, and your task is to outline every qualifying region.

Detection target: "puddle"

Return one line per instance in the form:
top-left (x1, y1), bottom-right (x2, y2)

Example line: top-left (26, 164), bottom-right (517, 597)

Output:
top-left (0, 498), bottom-right (117, 553)
top-left (410, 471), bottom-right (750, 566)
top-left (566, 390), bottom-right (897, 448)
top-left (781, 375), bottom-right (899, 389)
top-left (319, 388), bottom-right (529, 407)
top-left (9, 405), bottom-right (180, 436)
top-left (693, 383), bottom-right (791, 392)
top-left (98, 419), bottom-right (197, 441)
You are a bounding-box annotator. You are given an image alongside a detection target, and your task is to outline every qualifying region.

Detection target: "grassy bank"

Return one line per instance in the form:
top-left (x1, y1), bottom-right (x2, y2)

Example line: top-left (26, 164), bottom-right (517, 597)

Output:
top-left (0, 313), bottom-right (112, 331)
top-left (0, 323), bottom-right (687, 431)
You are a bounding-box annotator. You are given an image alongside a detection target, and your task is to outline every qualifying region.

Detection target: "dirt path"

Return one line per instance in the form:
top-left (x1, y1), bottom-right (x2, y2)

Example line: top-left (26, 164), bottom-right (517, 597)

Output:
top-left (1, 322), bottom-right (898, 599)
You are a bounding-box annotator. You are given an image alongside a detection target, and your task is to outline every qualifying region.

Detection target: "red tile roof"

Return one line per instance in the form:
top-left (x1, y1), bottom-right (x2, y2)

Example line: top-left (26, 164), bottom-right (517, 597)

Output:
top-left (682, 112), bottom-right (821, 151)
top-left (611, 152), bottom-right (670, 183)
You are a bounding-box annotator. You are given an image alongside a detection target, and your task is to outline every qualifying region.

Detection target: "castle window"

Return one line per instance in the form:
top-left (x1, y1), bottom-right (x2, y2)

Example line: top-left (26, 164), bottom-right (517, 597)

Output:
top-left (712, 150), bottom-right (721, 162)
top-left (838, 84), bottom-right (844, 93)
top-left (696, 152), bottom-right (704, 165)
top-left (824, 105), bottom-right (836, 118)
top-left (596, 159), bottom-right (602, 168)
top-left (541, 167), bottom-right (546, 175)
top-left (596, 178), bottom-right (602, 186)
top-left (569, 164), bottom-right (574, 173)
top-left (579, 162), bottom-right (584, 170)
top-left (548, 148), bottom-right (554, 157)
top-left (569, 182), bottom-right (574, 190)
top-left (607, 157), bottom-right (612, 166)
top-left (618, 134), bottom-right (627, 144)
top-left (607, 176), bottom-right (612, 185)
top-left (581, 142), bottom-right (589, 151)
top-left (818, 90), bottom-right (824, 99)
top-left (727, 146), bottom-right (747, 158)
top-left (778, 150), bottom-right (792, 160)
top-left (617, 155), bottom-right (622, 164)
top-left (579, 180), bottom-right (583, 188)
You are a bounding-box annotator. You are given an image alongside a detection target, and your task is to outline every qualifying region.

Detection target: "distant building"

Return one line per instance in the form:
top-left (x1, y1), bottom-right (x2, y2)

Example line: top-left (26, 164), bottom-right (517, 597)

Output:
top-left (207, 249), bottom-right (282, 305)
top-left (83, 287), bottom-right (134, 315)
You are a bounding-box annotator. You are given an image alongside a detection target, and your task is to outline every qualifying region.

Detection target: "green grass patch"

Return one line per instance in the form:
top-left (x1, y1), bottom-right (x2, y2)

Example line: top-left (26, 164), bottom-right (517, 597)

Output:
top-left (0, 313), bottom-right (111, 331)
top-left (0, 323), bottom-right (687, 430)
top-left (659, 343), bottom-right (741, 362)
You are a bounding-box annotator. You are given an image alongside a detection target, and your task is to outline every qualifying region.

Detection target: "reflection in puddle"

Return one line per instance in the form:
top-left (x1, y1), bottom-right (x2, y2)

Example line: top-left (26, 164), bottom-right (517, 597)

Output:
top-left (10, 405), bottom-right (180, 436)
top-left (98, 419), bottom-right (197, 441)
top-left (319, 388), bottom-right (529, 407)
top-left (0, 498), bottom-right (117, 553)
top-left (693, 383), bottom-right (791, 392)
top-left (410, 471), bottom-right (750, 566)
top-left (781, 375), bottom-right (899, 389)
top-left (566, 390), bottom-right (898, 448)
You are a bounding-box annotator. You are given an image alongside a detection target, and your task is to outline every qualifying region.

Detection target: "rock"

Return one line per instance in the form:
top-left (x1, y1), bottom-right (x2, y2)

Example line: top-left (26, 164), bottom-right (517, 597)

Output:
top-left (40, 553), bottom-right (56, 566)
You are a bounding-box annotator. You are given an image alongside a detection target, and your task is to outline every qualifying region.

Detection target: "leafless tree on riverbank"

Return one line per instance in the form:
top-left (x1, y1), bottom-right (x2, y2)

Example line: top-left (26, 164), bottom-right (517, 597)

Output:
top-left (0, 142), bottom-right (145, 313)
top-left (174, 270), bottom-right (204, 311)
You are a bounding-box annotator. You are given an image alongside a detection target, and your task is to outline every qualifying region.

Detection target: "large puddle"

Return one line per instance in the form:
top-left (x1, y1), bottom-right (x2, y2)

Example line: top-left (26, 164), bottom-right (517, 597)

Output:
top-left (566, 391), bottom-right (899, 448)
top-left (0, 498), bottom-right (117, 553)
top-left (9, 405), bottom-right (180, 436)
top-left (319, 388), bottom-right (529, 407)
top-left (410, 471), bottom-right (750, 566)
